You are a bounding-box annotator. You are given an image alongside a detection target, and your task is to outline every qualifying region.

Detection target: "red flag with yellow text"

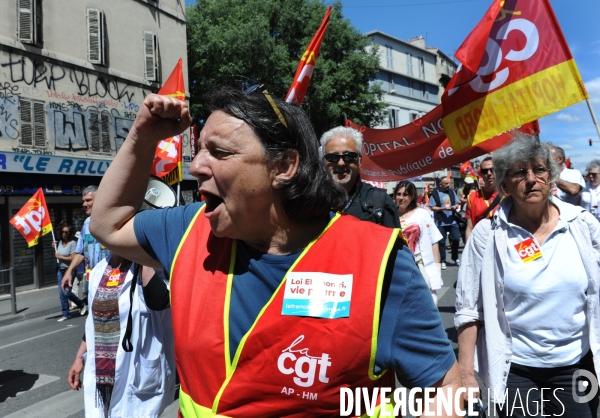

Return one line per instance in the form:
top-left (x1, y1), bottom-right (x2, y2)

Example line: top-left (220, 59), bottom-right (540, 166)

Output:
top-left (285, 6), bottom-right (331, 105)
top-left (442, 0), bottom-right (588, 151)
top-left (10, 188), bottom-right (53, 247)
top-left (151, 59), bottom-right (185, 181)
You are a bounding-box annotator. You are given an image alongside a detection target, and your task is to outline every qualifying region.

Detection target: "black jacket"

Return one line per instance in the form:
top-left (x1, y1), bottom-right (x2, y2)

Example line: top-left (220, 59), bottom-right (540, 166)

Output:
top-left (342, 179), bottom-right (400, 228)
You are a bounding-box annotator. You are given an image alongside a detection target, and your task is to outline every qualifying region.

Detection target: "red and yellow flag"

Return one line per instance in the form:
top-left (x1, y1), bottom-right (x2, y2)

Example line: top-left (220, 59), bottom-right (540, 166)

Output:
top-left (442, 0), bottom-right (588, 151)
top-left (10, 188), bottom-right (53, 247)
top-left (285, 6), bottom-right (331, 105)
top-left (460, 161), bottom-right (478, 180)
top-left (151, 59), bottom-right (185, 182)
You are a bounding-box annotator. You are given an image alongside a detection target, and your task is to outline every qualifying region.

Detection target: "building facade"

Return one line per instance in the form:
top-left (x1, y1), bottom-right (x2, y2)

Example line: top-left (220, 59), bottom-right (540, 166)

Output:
top-left (0, 0), bottom-right (189, 290)
top-left (365, 31), bottom-right (460, 193)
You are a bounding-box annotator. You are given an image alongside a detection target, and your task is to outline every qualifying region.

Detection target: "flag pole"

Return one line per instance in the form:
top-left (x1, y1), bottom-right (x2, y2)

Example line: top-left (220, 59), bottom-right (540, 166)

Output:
top-left (586, 99), bottom-right (600, 141)
top-left (50, 227), bottom-right (60, 265)
top-left (176, 182), bottom-right (181, 206)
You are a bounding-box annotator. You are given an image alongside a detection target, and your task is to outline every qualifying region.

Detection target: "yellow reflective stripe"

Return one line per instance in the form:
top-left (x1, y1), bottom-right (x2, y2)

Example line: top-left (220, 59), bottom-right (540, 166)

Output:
top-left (368, 228), bottom-right (400, 381)
top-left (169, 205), bottom-right (205, 306)
top-left (180, 387), bottom-right (231, 418)
top-left (223, 240), bottom-right (237, 375)
top-left (211, 213), bottom-right (342, 414)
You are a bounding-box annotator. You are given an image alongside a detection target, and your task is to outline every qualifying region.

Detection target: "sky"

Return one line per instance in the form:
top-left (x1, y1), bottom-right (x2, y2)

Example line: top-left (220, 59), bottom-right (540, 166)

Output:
top-left (185, 0), bottom-right (600, 171)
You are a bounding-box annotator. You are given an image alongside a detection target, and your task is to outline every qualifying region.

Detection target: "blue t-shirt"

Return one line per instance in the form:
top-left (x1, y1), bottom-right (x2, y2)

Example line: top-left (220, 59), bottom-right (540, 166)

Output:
top-left (75, 217), bottom-right (111, 269)
top-left (134, 203), bottom-right (456, 388)
top-left (428, 189), bottom-right (458, 226)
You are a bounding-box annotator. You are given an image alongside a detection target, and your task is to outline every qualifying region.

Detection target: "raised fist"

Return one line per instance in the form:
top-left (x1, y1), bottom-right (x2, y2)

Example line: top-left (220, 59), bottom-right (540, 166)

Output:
top-left (130, 94), bottom-right (192, 144)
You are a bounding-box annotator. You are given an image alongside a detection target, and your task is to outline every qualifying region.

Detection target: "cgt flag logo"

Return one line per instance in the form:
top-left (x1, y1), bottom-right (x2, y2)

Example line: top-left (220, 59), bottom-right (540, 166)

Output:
top-left (10, 188), bottom-right (53, 247)
top-left (514, 237), bottom-right (542, 263)
top-left (442, 0), bottom-right (588, 151)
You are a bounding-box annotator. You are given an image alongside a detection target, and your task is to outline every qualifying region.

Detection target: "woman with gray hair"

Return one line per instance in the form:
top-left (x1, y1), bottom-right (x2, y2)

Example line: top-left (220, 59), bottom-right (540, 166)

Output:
top-left (455, 134), bottom-right (600, 417)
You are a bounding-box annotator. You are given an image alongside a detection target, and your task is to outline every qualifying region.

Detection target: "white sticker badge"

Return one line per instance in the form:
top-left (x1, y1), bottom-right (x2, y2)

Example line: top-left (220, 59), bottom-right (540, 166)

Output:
top-left (281, 272), bottom-right (353, 319)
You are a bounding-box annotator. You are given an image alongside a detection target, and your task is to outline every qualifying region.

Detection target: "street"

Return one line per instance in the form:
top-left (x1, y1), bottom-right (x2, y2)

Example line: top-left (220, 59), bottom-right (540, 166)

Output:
top-left (0, 265), bottom-right (461, 418)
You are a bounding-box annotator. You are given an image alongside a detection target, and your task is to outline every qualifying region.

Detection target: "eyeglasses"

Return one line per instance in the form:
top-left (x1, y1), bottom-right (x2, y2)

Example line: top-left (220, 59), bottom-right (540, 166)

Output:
top-left (243, 84), bottom-right (288, 127)
top-left (508, 167), bottom-right (549, 182)
top-left (324, 152), bottom-right (359, 163)
top-left (479, 168), bottom-right (493, 175)
top-left (61, 231), bottom-right (70, 234)
top-left (588, 172), bottom-right (600, 177)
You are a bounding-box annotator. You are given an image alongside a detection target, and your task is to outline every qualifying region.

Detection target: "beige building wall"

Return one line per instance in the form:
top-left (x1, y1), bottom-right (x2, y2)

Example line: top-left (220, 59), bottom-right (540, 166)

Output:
top-left (0, 0), bottom-right (188, 164)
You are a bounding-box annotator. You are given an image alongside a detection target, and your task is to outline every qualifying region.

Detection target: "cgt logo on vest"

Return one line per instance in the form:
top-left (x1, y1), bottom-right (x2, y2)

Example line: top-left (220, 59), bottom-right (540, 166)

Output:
top-left (277, 335), bottom-right (331, 388)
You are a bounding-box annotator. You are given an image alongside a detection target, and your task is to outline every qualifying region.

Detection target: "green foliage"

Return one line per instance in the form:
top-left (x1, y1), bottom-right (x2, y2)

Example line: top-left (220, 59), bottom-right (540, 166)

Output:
top-left (186, 0), bottom-right (386, 135)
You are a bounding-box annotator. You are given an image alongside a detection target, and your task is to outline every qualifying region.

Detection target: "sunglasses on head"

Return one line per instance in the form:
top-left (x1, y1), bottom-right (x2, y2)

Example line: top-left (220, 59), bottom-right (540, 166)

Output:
top-left (324, 152), bottom-right (359, 163)
top-left (480, 168), bottom-right (493, 175)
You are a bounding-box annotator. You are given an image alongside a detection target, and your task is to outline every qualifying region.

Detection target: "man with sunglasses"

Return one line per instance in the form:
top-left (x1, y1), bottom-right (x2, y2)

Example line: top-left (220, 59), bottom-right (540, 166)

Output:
top-left (465, 156), bottom-right (500, 242)
top-left (581, 159), bottom-right (600, 222)
top-left (550, 145), bottom-right (585, 206)
top-left (320, 127), bottom-right (400, 228)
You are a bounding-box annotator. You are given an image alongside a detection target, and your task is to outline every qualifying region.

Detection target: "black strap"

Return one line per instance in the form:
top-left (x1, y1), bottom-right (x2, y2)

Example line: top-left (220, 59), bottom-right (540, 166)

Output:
top-left (482, 195), bottom-right (502, 219)
top-left (121, 263), bottom-right (141, 352)
top-left (362, 187), bottom-right (387, 225)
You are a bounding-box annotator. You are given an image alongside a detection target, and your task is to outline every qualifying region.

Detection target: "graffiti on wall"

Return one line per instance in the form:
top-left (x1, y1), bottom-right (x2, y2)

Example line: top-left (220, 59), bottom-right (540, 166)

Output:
top-left (0, 50), bottom-right (145, 157)
top-left (0, 82), bottom-right (20, 140)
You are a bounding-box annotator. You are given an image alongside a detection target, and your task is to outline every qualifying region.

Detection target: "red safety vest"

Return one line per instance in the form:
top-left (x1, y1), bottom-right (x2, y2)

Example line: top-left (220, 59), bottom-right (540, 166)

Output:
top-left (170, 208), bottom-right (400, 417)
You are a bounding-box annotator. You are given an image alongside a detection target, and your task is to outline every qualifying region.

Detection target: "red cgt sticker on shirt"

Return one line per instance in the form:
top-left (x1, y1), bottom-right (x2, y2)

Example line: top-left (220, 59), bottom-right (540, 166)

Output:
top-left (514, 238), bottom-right (542, 263)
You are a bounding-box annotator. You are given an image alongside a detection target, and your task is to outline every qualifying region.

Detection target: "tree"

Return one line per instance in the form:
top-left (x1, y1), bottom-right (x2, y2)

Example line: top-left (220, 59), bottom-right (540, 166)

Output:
top-left (186, 0), bottom-right (386, 135)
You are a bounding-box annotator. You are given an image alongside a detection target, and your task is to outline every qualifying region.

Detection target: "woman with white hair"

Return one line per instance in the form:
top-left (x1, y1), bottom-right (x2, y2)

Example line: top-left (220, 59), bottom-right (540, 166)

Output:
top-left (456, 134), bottom-right (600, 417)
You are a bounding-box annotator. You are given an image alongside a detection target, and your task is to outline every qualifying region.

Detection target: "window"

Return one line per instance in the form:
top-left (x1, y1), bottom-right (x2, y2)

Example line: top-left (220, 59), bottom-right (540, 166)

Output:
top-left (17, 0), bottom-right (43, 47)
top-left (418, 57), bottom-right (424, 79)
top-left (89, 109), bottom-right (111, 154)
top-left (388, 74), bottom-right (394, 93)
top-left (385, 46), bottom-right (393, 69)
top-left (411, 113), bottom-right (420, 121)
top-left (87, 9), bottom-right (105, 65)
top-left (19, 98), bottom-right (46, 148)
top-left (407, 53), bottom-right (413, 76)
top-left (388, 109), bottom-right (399, 128)
top-left (143, 31), bottom-right (159, 81)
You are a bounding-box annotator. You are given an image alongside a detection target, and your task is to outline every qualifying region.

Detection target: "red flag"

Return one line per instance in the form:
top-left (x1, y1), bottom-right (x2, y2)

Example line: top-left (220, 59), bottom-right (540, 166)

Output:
top-left (346, 106), bottom-right (539, 182)
top-left (285, 6), bottom-right (331, 105)
top-left (10, 188), bottom-right (53, 247)
top-left (151, 59), bottom-right (185, 180)
top-left (442, 0), bottom-right (588, 151)
top-left (460, 161), bottom-right (478, 179)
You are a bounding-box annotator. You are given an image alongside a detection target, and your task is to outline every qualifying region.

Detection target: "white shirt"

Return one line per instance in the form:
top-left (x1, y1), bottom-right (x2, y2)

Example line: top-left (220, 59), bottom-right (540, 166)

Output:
top-left (502, 203), bottom-right (588, 367)
top-left (401, 208), bottom-right (444, 290)
top-left (581, 182), bottom-right (600, 222)
top-left (455, 197), bottom-right (600, 403)
top-left (553, 167), bottom-right (585, 205)
top-left (82, 258), bottom-right (176, 418)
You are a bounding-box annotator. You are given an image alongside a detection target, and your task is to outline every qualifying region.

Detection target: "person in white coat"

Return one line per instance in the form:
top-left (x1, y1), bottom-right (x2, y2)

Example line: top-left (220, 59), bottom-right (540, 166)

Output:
top-left (456, 135), bottom-right (600, 417)
top-left (67, 254), bottom-right (175, 418)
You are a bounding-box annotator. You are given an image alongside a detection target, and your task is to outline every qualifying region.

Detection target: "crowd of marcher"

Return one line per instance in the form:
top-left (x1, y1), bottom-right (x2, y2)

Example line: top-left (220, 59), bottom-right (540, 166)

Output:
top-left (59, 86), bottom-right (600, 418)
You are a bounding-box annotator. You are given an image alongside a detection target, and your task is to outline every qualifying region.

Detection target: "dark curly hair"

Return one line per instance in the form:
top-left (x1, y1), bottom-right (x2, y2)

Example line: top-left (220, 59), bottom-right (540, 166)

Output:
top-left (205, 86), bottom-right (347, 221)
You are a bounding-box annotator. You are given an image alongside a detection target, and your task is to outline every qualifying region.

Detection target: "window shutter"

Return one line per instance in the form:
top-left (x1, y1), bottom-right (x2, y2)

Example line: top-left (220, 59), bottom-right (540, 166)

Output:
top-left (143, 31), bottom-right (157, 81)
top-left (100, 111), bottom-right (111, 153)
top-left (87, 9), bottom-right (104, 65)
top-left (33, 100), bottom-right (45, 147)
top-left (34, 0), bottom-right (42, 47)
top-left (89, 108), bottom-right (100, 152)
top-left (19, 98), bottom-right (33, 146)
top-left (17, 0), bottom-right (34, 43)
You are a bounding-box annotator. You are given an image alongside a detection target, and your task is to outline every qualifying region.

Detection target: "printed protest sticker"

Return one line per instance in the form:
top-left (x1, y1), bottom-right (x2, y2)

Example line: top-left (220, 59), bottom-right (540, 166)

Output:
top-left (514, 238), bottom-right (542, 263)
top-left (282, 272), bottom-right (353, 319)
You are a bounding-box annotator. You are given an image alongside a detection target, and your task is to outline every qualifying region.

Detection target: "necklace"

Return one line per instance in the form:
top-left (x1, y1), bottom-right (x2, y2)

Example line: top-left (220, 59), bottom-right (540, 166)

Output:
top-left (533, 222), bottom-right (551, 237)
